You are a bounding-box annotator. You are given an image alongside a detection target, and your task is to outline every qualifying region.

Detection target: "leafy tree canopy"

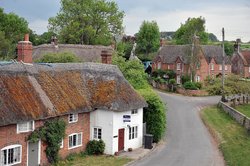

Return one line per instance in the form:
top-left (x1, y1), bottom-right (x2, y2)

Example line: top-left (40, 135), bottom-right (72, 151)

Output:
top-left (48, 0), bottom-right (124, 45)
top-left (136, 20), bottom-right (160, 55)
top-left (0, 8), bottom-right (29, 59)
top-left (174, 17), bottom-right (208, 44)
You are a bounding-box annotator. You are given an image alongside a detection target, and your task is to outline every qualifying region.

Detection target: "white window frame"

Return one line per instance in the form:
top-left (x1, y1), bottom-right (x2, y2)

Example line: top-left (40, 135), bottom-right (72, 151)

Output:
top-left (1, 144), bottom-right (22, 166)
top-left (68, 133), bottom-right (82, 149)
top-left (129, 126), bottom-right (138, 140)
top-left (225, 65), bottom-right (228, 71)
top-left (68, 113), bottom-right (78, 123)
top-left (177, 75), bottom-right (181, 84)
top-left (59, 139), bottom-right (64, 149)
top-left (17, 121), bottom-right (34, 133)
top-left (167, 65), bottom-right (170, 70)
top-left (131, 109), bottom-right (138, 114)
top-left (219, 65), bottom-right (222, 71)
top-left (249, 66), bottom-right (250, 73)
top-left (210, 63), bottom-right (214, 71)
top-left (176, 63), bottom-right (181, 71)
top-left (195, 75), bottom-right (200, 82)
top-left (157, 62), bottom-right (161, 69)
top-left (93, 127), bottom-right (102, 140)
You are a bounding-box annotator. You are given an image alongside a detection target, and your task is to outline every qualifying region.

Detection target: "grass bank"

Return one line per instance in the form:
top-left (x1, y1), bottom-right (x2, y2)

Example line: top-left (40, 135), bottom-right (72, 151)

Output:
top-left (201, 106), bottom-right (250, 166)
top-left (54, 154), bottom-right (131, 166)
top-left (235, 104), bottom-right (250, 118)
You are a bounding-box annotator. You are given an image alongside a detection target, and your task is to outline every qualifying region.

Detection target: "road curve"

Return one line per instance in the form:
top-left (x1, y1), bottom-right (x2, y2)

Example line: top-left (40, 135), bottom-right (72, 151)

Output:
top-left (134, 91), bottom-right (225, 166)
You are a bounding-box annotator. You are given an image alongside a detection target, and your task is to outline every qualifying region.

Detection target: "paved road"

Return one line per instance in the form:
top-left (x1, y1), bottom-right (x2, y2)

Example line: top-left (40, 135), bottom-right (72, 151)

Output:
top-left (134, 91), bottom-right (225, 166)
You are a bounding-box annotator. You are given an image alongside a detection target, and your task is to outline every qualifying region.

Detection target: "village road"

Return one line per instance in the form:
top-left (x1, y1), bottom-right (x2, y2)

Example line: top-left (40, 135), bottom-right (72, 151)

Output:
top-left (133, 91), bottom-right (225, 166)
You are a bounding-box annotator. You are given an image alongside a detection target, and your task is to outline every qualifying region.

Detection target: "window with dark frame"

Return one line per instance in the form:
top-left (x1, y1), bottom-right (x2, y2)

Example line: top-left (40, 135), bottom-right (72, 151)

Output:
top-left (129, 126), bottom-right (138, 140)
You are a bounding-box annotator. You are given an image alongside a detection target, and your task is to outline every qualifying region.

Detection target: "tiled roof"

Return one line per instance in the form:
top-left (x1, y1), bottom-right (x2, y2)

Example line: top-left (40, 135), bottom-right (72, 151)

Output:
top-left (0, 63), bottom-right (147, 126)
top-left (241, 50), bottom-right (250, 65)
top-left (32, 44), bottom-right (113, 62)
top-left (155, 45), bottom-right (231, 65)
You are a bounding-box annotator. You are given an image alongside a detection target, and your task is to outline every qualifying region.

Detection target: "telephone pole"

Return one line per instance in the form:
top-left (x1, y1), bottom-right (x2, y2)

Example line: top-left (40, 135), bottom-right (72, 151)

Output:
top-left (222, 28), bottom-right (225, 101)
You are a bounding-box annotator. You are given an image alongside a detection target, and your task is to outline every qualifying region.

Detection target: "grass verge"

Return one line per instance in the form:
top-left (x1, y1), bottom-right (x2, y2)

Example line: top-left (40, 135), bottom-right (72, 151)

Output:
top-left (200, 106), bottom-right (250, 166)
top-left (54, 153), bottom-right (132, 166)
top-left (235, 104), bottom-right (250, 118)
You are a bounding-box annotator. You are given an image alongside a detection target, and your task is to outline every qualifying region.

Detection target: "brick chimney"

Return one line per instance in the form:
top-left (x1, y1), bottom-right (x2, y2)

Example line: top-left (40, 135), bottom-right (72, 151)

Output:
top-left (234, 38), bottom-right (241, 53)
top-left (101, 50), bottom-right (112, 64)
top-left (17, 34), bottom-right (33, 63)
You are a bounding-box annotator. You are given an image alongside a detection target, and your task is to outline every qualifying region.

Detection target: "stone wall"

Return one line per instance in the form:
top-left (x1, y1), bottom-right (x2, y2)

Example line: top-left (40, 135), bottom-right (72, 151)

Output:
top-left (219, 101), bottom-right (250, 131)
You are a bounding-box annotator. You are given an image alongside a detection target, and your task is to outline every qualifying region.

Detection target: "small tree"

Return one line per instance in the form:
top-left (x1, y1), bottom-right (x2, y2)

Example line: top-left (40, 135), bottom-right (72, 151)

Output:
top-left (174, 17), bottom-right (208, 45)
top-left (136, 20), bottom-right (160, 55)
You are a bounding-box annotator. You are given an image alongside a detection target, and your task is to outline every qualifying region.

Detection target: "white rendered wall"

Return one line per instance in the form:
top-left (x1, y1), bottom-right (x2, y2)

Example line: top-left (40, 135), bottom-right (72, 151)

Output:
top-left (112, 108), bottom-right (143, 154)
top-left (90, 108), bottom-right (143, 155)
top-left (90, 110), bottom-right (113, 154)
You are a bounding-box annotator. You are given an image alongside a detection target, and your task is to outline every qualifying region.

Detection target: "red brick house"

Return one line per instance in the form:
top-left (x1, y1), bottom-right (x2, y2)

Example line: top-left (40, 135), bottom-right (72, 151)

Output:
top-left (231, 42), bottom-right (250, 78)
top-left (152, 45), bottom-right (231, 83)
top-left (0, 35), bottom-right (146, 166)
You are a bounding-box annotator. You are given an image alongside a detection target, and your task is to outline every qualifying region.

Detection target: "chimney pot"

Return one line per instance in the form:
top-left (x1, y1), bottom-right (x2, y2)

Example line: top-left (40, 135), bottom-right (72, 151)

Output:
top-left (24, 34), bottom-right (29, 41)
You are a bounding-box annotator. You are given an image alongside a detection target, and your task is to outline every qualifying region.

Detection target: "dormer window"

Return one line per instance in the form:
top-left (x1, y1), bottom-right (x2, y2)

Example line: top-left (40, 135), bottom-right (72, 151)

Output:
top-left (177, 63), bottom-right (181, 71)
top-left (17, 121), bottom-right (34, 133)
top-left (210, 63), bottom-right (214, 71)
top-left (68, 113), bottom-right (78, 123)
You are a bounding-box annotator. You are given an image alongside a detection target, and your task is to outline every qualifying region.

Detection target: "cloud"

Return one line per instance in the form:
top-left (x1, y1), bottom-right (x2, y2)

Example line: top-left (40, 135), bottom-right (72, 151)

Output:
top-left (123, 4), bottom-right (250, 42)
top-left (29, 19), bottom-right (48, 34)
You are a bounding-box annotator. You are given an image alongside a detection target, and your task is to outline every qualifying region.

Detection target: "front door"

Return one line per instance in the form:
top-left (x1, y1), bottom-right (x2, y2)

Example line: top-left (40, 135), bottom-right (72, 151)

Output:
top-left (28, 141), bottom-right (40, 166)
top-left (118, 128), bottom-right (125, 151)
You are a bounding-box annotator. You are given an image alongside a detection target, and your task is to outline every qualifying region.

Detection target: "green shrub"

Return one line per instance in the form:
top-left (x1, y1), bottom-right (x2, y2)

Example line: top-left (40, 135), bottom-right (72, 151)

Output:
top-left (169, 79), bottom-right (176, 85)
top-left (194, 82), bottom-right (202, 89)
top-left (138, 89), bottom-right (166, 143)
top-left (86, 140), bottom-right (105, 155)
top-left (183, 81), bottom-right (198, 90)
top-left (181, 75), bottom-right (190, 84)
top-left (66, 153), bottom-right (78, 161)
top-left (36, 52), bottom-right (81, 63)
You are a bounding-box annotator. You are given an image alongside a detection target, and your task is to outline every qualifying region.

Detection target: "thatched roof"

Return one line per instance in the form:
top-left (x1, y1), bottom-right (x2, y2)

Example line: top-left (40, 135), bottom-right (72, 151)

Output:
top-left (0, 63), bottom-right (147, 126)
top-left (155, 45), bottom-right (231, 65)
top-left (33, 44), bottom-right (113, 62)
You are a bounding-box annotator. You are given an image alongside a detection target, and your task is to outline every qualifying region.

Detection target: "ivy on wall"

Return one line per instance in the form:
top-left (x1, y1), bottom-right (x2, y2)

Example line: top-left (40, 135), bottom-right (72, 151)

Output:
top-left (28, 118), bottom-right (66, 164)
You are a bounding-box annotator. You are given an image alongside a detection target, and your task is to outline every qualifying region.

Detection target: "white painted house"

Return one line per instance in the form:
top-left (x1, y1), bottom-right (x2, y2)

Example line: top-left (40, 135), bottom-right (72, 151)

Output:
top-left (90, 108), bottom-right (143, 154)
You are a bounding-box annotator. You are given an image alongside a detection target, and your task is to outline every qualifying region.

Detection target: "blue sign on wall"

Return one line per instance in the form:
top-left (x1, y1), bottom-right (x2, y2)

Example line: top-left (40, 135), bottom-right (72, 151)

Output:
top-left (123, 115), bottom-right (131, 122)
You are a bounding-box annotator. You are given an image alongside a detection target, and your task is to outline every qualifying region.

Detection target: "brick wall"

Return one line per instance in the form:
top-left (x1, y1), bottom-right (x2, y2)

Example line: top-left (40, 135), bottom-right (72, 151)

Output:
top-left (0, 112), bottom-right (90, 166)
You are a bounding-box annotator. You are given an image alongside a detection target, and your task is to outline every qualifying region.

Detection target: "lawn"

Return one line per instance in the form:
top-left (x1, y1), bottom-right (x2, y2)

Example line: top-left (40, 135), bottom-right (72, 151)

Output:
top-left (54, 154), bottom-right (132, 166)
top-left (235, 104), bottom-right (250, 118)
top-left (201, 106), bottom-right (250, 166)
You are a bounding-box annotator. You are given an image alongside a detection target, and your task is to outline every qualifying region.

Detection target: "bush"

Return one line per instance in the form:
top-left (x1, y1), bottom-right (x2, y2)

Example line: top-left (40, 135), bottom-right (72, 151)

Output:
top-left (86, 140), bottom-right (105, 155)
top-left (138, 89), bottom-right (166, 143)
top-left (36, 52), bottom-right (81, 63)
top-left (181, 75), bottom-right (190, 84)
top-left (183, 81), bottom-right (198, 90)
top-left (194, 82), bottom-right (202, 89)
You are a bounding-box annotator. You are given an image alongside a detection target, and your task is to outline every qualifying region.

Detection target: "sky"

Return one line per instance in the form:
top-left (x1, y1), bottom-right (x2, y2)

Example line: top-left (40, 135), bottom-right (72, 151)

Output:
top-left (0, 0), bottom-right (250, 42)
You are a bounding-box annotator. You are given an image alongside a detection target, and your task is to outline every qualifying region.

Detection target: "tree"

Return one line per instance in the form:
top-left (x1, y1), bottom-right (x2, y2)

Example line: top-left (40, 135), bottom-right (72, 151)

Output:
top-left (136, 21), bottom-right (160, 55)
top-left (0, 31), bottom-right (11, 60)
top-left (224, 41), bottom-right (234, 56)
top-left (0, 8), bottom-right (29, 58)
top-left (174, 17), bottom-right (208, 45)
top-left (48, 0), bottom-right (124, 45)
